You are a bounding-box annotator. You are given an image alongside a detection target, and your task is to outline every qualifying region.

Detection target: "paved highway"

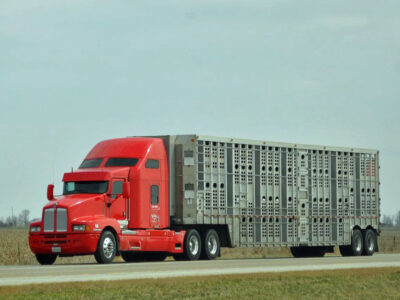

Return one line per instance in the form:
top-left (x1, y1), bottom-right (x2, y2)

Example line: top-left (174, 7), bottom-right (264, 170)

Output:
top-left (0, 254), bottom-right (399, 286)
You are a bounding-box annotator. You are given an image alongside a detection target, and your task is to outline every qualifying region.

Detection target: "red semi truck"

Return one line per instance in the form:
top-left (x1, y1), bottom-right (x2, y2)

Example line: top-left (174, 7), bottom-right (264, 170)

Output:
top-left (29, 135), bottom-right (380, 264)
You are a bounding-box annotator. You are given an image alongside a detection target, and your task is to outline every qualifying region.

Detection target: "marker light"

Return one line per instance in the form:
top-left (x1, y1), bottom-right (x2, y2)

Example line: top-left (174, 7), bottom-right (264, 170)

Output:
top-left (30, 226), bottom-right (41, 232)
top-left (72, 224), bottom-right (90, 232)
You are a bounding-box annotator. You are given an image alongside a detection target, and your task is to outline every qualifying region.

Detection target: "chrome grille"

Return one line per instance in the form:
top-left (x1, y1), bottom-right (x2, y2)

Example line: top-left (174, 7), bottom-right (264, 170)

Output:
top-left (43, 208), bottom-right (55, 232)
top-left (43, 207), bottom-right (67, 232)
top-left (56, 208), bottom-right (67, 232)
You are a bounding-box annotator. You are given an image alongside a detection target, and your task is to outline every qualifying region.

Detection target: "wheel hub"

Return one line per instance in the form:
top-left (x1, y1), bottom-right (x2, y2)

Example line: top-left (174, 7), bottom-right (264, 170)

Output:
top-left (103, 237), bottom-right (114, 259)
top-left (189, 235), bottom-right (199, 256)
top-left (367, 235), bottom-right (374, 252)
top-left (208, 236), bottom-right (218, 255)
top-left (355, 235), bottom-right (362, 252)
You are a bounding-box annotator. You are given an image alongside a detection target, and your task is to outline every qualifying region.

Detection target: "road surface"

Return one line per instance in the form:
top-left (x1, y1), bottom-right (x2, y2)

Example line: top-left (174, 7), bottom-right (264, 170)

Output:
top-left (0, 254), bottom-right (399, 286)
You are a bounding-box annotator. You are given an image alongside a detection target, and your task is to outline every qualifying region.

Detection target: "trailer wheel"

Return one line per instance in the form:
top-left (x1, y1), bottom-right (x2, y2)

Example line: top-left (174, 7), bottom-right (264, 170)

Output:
top-left (94, 230), bottom-right (116, 264)
top-left (201, 229), bottom-right (220, 260)
top-left (351, 228), bottom-right (364, 256)
top-left (340, 228), bottom-right (364, 256)
top-left (174, 229), bottom-right (201, 261)
top-left (36, 254), bottom-right (57, 265)
top-left (362, 229), bottom-right (377, 256)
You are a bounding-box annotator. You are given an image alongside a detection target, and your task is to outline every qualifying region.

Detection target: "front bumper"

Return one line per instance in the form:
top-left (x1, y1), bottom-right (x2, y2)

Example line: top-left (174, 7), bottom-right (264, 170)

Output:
top-left (29, 233), bottom-right (100, 255)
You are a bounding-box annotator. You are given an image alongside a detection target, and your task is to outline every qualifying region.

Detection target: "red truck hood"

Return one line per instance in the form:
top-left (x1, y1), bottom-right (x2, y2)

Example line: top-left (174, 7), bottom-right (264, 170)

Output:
top-left (44, 194), bottom-right (106, 221)
top-left (44, 194), bottom-right (104, 209)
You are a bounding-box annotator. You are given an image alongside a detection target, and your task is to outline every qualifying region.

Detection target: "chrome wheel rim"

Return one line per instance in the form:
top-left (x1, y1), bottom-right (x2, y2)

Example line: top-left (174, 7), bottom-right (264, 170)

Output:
top-left (208, 235), bottom-right (218, 255)
top-left (355, 235), bottom-right (362, 252)
top-left (189, 235), bottom-right (199, 256)
top-left (103, 237), bottom-right (114, 259)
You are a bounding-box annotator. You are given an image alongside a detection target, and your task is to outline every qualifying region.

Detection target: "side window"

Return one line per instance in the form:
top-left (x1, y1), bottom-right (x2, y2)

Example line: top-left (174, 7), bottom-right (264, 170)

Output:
top-left (145, 159), bottom-right (159, 169)
top-left (111, 181), bottom-right (123, 199)
top-left (151, 185), bottom-right (159, 205)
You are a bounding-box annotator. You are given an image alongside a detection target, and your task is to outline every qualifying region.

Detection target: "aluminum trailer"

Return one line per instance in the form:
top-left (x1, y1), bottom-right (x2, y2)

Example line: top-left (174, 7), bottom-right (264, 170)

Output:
top-left (159, 135), bottom-right (380, 256)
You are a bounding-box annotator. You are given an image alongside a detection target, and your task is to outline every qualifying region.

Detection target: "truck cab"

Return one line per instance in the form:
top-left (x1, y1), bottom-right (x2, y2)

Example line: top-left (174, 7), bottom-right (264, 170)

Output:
top-left (29, 138), bottom-right (184, 264)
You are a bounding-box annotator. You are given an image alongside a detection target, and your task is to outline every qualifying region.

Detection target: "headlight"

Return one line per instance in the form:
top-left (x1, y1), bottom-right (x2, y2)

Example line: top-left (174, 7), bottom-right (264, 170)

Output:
top-left (72, 224), bottom-right (90, 232)
top-left (30, 226), bottom-right (41, 232)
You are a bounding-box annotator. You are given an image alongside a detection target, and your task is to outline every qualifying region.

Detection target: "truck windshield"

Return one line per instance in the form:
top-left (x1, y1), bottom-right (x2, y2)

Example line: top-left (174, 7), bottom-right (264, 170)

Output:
top-left (63, 181), bottom-right (109, 195)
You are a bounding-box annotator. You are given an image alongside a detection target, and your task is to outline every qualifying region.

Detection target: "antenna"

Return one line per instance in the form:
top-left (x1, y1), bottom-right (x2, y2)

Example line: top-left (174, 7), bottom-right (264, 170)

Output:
top-left (71, 167), bottom-right (73, 173)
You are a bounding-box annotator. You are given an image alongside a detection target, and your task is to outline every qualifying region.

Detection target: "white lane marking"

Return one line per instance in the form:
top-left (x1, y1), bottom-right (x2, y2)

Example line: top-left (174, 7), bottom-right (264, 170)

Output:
top-left (1, 261), bottom-right (399, 286)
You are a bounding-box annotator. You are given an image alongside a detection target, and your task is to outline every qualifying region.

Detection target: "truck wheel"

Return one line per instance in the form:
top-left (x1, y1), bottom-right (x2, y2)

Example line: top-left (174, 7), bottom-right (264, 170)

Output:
top-left (174, 229), bottom-right (201, 261)
top-left (362, 229), bottom-right (377, 256)
top-left (94, 230), bottom-right (116, 264)
top-left (36, 254), bottom-right (57, 265)
top-left (201, 229), bottom-right (220, 260)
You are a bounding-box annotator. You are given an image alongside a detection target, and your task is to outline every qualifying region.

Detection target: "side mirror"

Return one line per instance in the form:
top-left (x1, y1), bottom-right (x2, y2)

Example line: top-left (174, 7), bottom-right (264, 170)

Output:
top-left (122, 182), bottom-right (130, 199)
top-left (47, 184), bottom-right (54, 201)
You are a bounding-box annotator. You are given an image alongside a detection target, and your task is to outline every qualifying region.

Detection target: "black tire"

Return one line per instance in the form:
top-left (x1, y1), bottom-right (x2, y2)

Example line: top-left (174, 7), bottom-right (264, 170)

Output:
top-left (94, 230), bottom-right (116, 264)
top-left (36, 254), bottom-right (57, 265)
top-left (340, 228), bottom-right (364, 256)
top-left (350, 228), bottom-right (364, 256)
top-left (201, 229), bottom-right (220, 260)
top-left (363, 229), bottom-right (377, 256)
top-left (174, 229), bottom-right (201, 261)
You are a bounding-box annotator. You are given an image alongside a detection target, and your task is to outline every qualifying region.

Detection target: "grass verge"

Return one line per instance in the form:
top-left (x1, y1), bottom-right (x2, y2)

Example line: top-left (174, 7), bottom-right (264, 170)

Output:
top-left (0, 267), bottom-right (399, 300)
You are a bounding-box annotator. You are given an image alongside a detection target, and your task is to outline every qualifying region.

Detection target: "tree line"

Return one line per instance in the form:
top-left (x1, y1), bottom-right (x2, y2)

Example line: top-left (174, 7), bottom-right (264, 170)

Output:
top-left (382, 210), bottom-right (400, 228)
top-left (0, 209), bottom-right (32, 228)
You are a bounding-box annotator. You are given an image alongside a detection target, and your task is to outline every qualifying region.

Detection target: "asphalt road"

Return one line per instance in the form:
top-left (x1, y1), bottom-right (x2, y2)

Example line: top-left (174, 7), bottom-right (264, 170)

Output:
top-left (0, 254), bottom-right (399, 286)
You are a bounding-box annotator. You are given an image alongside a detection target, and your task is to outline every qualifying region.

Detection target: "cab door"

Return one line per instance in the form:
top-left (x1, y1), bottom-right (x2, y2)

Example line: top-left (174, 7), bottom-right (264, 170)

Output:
top-left (108, 179), bottom-right (128, 220)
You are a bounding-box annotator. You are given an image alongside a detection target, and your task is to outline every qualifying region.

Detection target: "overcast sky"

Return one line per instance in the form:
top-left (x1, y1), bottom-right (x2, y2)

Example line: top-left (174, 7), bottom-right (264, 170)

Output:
top-left (0, 0), bottom-right (399, 220)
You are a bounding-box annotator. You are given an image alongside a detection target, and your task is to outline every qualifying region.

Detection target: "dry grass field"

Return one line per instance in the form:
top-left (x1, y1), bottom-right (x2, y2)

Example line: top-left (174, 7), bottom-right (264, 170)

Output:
top-left (0, 227), bottom-right (399, 265)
